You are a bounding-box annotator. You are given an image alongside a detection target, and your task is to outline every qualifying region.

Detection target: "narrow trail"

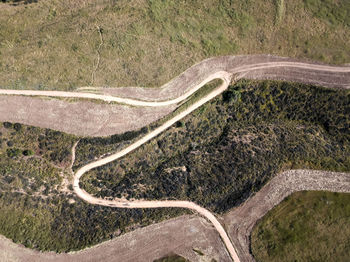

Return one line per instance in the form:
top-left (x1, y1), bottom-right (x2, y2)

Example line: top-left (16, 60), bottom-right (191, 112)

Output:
top-left (72, 73), bottom-right (241, 262)
top-left (3, 57), bottom-right (350, 262)
top-left (70, 140), bottom-right (79, 173)
top-left (90, 25), bottom-right (104, 86)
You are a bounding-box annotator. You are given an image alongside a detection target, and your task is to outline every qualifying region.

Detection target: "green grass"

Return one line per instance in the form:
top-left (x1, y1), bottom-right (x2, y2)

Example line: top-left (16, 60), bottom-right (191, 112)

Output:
top-left (251, 191), bottom-right (350, 262)
top-left (0, 0), bottom-right (349, 90)
top-left (274, 0), bottom-right (285, 25)
top-left (304, 0), bottom-right (350, 27)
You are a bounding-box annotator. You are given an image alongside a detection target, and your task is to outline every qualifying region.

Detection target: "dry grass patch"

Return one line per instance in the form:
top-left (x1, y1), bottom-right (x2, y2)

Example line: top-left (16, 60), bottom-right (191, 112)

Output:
top-left (0, 0), bottom-right (349, 90)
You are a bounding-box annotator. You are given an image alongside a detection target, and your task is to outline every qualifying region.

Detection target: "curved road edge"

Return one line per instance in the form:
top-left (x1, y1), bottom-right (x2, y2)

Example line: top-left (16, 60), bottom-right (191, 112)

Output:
top-left (223, 169), bottom-right (350, 262)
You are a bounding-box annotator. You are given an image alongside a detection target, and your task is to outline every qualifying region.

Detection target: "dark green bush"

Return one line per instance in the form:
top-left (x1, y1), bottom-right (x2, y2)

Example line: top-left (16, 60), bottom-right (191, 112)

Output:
top-left (3, 122), bottom-right (12, 129)
top-left (22, 149), bottom-right (34, 156)
top-left (13, 123), bottom-right (22, 132)
top-left (175, 121), bottom-right (184, 128)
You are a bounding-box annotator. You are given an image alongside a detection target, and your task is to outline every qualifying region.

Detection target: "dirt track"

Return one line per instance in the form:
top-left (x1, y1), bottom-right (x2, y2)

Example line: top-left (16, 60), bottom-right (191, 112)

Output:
top-left (0, 95), bottom-right (175, 136)
top-left (70, 58), bottom-right (349, 262)
top-left (0, 55), bottom-right (350, 261)
top-left (223, 169), bottom-right (350, 262)
top-left (1, 58), bottom-right (349, 106)
top-left (0, 55), bottom-right (349, 137)
top-left (79, 55), bottom-right (350, 101)
top-left (72, 72), bottom-right (242, 262)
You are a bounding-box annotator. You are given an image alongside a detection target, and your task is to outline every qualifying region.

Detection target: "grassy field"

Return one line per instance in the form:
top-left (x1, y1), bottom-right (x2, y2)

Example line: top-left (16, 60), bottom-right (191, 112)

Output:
top-left (0, 0), bottom-right (349, 90)
top-left (251, 191), bottom-right (350, 262)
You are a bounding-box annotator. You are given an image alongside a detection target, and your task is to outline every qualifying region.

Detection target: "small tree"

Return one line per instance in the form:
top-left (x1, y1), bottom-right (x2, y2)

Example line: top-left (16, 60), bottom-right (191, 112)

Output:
top-left (176, 121), bottom-right (184, 128)
top-left (14, 123), bottom-right (22, 132)
top-left (22, 149), bottom-right (34, 156)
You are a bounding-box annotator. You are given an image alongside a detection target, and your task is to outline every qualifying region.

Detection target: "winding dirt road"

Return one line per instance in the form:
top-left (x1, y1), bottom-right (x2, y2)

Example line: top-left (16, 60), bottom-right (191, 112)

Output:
top-left (0, 59), bottom-right (349, 107)
top-left (1, 55), bottom-right (350, 137)
top-left (1, 56), bottom-right (350, 261)
top-left (72, 72), bottom-right (242, 262)
top-left (69, 60), bottom-right (349, 262)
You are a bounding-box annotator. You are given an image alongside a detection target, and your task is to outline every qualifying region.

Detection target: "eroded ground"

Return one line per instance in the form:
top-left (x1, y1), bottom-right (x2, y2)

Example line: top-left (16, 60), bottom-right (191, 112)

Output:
top-left (0, 96), bottom-right (174, 137)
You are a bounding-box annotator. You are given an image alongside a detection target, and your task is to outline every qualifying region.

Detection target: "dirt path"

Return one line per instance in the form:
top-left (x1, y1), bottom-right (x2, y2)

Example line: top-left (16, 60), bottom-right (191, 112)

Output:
top-left (69, 60), bottom-right (349, 261)
top-left (1, 56), bottom-right (350, 261)
top-left (72, 73), bottom-right (241, 262)
top-left (223, 169), bottom-right (350, 262)
top-left (0, 55), bottom-right (349, 137)
top-left (69, 141), bottom-right (79, 172)
top-left (0, 58), bottom-right (349, 107)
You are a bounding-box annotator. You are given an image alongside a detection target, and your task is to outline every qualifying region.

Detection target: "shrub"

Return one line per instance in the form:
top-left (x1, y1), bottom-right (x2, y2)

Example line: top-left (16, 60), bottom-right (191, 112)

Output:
top-left (22, 149), bottom-right (34, 156)
top-left (3, 122), bottom-right (12, 129)
top-left (175, 121), bottom-right (184, 128)
top-left (13, 123), bottom-right (22, 132)
top-left (7, 148), bottom-right (21, 158)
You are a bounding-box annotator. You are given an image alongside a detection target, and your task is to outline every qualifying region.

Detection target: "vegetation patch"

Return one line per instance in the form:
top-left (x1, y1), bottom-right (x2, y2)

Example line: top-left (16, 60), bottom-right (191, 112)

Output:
top-left (303, 0), bottom-right (350, 27)
top-left (80, 80), bottom-right (350, 212)
top-left (0, 122), bottom-right (76, 196)
top-left (251, 191), bottom-right (350, 262)
top-left (73, 79), bottom-right (223, 169)
top-left (0, 79), bottom-right (349, 252)
top-left (0, 121), bottom-right (185, 252)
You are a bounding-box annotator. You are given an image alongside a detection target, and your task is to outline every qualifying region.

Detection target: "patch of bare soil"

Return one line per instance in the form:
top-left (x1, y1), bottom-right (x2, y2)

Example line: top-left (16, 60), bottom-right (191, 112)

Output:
top-left (0, 55), bottom-right (348, 137)
top-left (223, 169), bottom-right (350, 262)
top-left (0, 215), bottom-right (231, 262)
top-left (0, 96), bottom-right (175, 137)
